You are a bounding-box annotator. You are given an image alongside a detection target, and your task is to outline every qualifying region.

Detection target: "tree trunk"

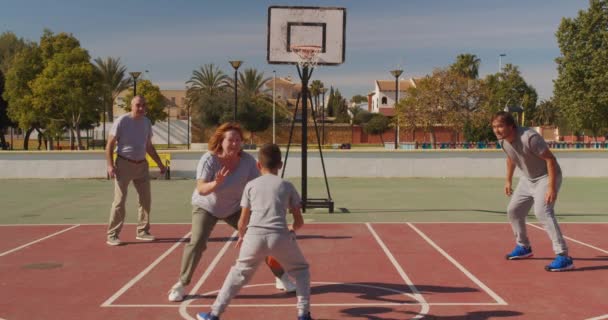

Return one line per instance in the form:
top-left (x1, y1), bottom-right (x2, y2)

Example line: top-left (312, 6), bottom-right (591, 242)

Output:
top-left (23, 127), bottom-right (34, 150)
top-left (69, 128), bottom-right (75, 150)
top-left (75, 125), bottom-right (83, 150)
top-left (379, 133), bottom-right (384, 144)
top-left (430, 129), bottom-right (437, 149)
top-left (47, 136), bottom-right (54, 150)
top-left (0, 133), bottom-right (6, 150)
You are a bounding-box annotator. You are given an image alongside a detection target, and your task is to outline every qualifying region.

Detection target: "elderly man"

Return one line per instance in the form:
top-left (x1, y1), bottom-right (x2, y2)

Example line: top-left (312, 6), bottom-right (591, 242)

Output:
top-left (105, 95), bottom-right (166, 246)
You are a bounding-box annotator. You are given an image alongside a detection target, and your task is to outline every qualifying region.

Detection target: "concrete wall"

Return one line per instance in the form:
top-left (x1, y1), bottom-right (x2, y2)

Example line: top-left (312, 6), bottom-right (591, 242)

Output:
top-left (0, 150), bottom-right (606, 179)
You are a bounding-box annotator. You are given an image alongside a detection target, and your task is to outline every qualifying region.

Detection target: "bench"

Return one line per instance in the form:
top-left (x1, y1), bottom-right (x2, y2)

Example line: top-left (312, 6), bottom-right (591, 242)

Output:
top-left (112, 153), bottom-right (171, 179)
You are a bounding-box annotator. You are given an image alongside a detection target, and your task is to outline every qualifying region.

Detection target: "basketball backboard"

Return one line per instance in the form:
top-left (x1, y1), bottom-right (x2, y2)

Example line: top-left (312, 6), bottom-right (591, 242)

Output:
top-left (267, 6), bottom-right (346, 66)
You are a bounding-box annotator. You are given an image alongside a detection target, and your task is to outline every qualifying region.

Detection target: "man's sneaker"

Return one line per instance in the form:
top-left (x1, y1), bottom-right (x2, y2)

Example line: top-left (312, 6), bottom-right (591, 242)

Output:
top-left (505, 245), bottom-right (533, 260)
top-left (106, 236), bottom-right (122, 246)
top-left (168, 282), bottom-right (185, 302)
top-left (545, 255), bottom-right (575, 272)
top-left (275, 273), bottom-right (297, 293)
top-left (196, 312), bottom-right (220, 320)
top-left (136, 232), bottom-right (156, 241)
top-left (297, 312), bottom-right (313, 320)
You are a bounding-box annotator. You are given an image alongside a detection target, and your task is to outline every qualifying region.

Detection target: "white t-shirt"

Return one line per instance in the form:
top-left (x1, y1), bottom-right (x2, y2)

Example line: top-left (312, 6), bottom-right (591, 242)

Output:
top-left (191, 151), bottom-right (259, 218)
top-left (241, 174), bottom-right (301, 235)
top-left (110, 114), bottom-right (152, 161)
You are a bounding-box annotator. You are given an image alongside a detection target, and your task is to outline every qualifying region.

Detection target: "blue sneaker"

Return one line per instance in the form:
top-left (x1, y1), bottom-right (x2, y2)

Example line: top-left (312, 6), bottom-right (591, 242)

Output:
top-left (196, 312), bottom-right (219, 320)
top-left (505, 245), bottom-right (533, 260)
top-left (298, 312), bottom-right (313, 320)
top-left (545, 255), bottom-right (574, 272)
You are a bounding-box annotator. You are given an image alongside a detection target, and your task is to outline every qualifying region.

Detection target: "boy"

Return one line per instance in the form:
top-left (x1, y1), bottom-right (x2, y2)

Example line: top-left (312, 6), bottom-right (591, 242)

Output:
top-left (492, 111), bottom-right (574, 271)
top-left (196, 144), bottom-right (312, 320)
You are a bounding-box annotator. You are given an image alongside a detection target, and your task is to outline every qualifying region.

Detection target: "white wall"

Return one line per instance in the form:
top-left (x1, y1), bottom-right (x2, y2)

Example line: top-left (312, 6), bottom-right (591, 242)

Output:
top-left (0, 150), bottom-right (606, 179)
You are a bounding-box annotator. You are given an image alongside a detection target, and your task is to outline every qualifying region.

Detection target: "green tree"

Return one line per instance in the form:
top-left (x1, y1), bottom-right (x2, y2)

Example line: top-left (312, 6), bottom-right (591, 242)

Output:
top-left (3, 43), bottom-right (44, 150)
top-left (93, 57), bottom-right (130, 120)
top-left (238, 96), bottom-right (272, 143)
top-left (554, 0), bottom-right (608, 138)
top-left (122, 79), bottom-right (167, 124)
top-left (331, 89), bottom-right (350, 123)
top-left (351, 94), bottom-right (368, 104)
top-left (533, 99), bottom-right (559, 126)
top-left (450, 53), bottom-right (481, 79)
top-left (0, 32), bottom-right (27, 149)
top-left (351, 108), bottom-right (371, 125)
top-left (237, 68), bottom-right (270, 99)
top-left (186, 64), bottom-right (231, 127)
top-left (30, 31), bottom-right (100, 149)
top-left (363, 113), bottom-right (390, 143)
top-left (309, 79), bottom-right (324, 114)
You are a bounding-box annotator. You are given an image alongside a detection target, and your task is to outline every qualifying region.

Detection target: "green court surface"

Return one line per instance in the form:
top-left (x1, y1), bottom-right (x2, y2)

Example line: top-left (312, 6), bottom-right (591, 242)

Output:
top-left (1, 177), bottom-right (606, 225)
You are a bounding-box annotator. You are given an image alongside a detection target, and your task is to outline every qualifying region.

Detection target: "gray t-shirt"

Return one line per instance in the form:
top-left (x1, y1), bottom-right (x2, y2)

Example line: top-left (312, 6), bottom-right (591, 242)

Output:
top-left (191, 151), bottom-right (259, 218)
top-left (240, 174), bottom-right (301, 235)
top-left (501, 127), bottom-right (561, 180)
top-left (110, 114), bottom-right (152, 161)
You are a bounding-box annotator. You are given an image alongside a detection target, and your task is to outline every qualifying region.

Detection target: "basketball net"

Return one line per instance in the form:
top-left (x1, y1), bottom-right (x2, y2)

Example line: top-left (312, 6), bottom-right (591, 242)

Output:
top-left (291, 45), bottom-right (321, 69)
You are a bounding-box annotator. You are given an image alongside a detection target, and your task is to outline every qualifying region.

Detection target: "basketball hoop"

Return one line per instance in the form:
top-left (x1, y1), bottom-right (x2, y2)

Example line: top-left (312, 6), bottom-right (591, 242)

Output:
top-left (290, 45), bottom-right (322, 68)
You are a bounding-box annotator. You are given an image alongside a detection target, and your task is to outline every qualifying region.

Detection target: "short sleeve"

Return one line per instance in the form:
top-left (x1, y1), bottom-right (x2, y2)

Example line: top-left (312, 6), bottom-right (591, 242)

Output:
top-left (528, 133), bottom-right (549, 157)
top-left (109, 118), bottom-right (120, 137)
top-left (196, 153), bottom-right (217, 182)
top-left (287, 182), bottom-right (302, 209)
top-left (147, 119), bottom-right (153, 138)
top-left (240, 183), bottom-right (252, 208)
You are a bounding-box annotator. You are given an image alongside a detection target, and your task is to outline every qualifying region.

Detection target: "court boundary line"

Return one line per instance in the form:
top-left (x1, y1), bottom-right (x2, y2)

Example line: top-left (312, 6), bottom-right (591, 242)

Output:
top-left (586, 315), bottom-right (608, 320)
top-left (1, 221), bottom-right (607, 227)
top-left (527, 223), bottom-right (608, 254)
top-left (407, 222), bottom-right (508, 305)
top-left (0, 224), bottom-right (80, 257)
top-left (178, 231), bottom-right (238, 320)
top-left (100, 231), bottom-right (191, 307)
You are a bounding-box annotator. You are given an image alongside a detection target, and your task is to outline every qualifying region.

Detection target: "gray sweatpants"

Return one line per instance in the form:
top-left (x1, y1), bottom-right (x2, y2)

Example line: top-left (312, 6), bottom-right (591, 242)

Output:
top-left (507, 175), bottom-right (568, 255)
top-left (211, 231), bottom-right (310, 317)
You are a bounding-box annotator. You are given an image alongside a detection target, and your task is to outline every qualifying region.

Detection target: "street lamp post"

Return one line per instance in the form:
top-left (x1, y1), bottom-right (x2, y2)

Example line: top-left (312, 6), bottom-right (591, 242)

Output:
top-left (272, 70), bottom-right (276, 144)
top-left (229, 60), bottom-right (242, 122)
top-left (185, 87), bottom-right (191, 150)
top-left (320, 87), bottom-right (327, 145)
top-left (129, 71), bottom-right (142, 96)
top-left (499, 53), bottom-right (506, 72)
top-left (390, 69), bottom-right (403, 150)
top-left (167, 103), bottom-right (171, 149)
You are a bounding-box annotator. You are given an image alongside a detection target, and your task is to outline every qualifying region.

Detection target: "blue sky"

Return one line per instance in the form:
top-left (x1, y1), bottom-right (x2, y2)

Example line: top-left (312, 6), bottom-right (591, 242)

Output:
top-left (0, 0), bottom-right (588, 100)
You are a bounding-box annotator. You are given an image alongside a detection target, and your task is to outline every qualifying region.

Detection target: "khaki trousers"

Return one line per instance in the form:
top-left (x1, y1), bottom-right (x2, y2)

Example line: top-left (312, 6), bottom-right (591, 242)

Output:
top-left (107, 157), bottom-right (151, 238)
top-left (179, 206), bottom-right (240, 286)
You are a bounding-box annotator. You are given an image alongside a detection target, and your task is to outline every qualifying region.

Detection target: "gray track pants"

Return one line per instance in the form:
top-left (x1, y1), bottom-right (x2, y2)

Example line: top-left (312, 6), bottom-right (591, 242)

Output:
top-left (507, 175), bottom-right (568, 255)
top-left (211, 231), bottom-right (310, 317)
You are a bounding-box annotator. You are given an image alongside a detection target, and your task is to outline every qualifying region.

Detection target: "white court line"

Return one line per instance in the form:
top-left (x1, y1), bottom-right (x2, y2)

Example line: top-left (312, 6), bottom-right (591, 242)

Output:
top-left (178, 231), bottom-right (238, 320)
top-left (407, 222), bottom-right (508, 305)
top-left (0, 221), bottom-right (606, 227)
top-left (527, 223), bottom-right (608, 255)
top-left (586, 315), bottom-right (608, 320)
top-left (366, 223), bottom-right (430, 320)
top-left (108, 302), bottom-right (504, 308)
top-left (0, 224), bottom-right (80, 257)
top-left (100, 231), bottom-right (191, 307)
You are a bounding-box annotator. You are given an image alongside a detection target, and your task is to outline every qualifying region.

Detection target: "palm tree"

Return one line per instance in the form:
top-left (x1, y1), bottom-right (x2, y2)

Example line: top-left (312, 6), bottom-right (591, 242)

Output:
top-left (450, 53), bottom-right (481, 79)
top-left (309, 79), bottom-right (324, 116)
top-left (236, 68), bottom-right (270, 98)
top-left (93, 57), bottom-right (130, 120)
top-left (187, 63), bottom-right (229, 95)
top-left (534, 99), bottom-right (559, 126)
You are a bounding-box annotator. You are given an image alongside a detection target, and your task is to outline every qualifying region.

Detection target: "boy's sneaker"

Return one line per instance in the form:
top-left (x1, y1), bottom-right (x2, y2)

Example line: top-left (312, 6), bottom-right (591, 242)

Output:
top-left (136, 232), bottom-right (156, 241)
top-left (168, 282), bottom-right (185, 302)
top-left (298, 312), bottom-right (313, 320)
top-left (275, 273), bottom-right (297, 292)
top-left (505, 245), bottom-right (533, 260)
top-left (106, 236), bottom-right (122, 246)
top-left (545, 255), bottom-right (575, 272)
top-left (196, 312), bottom-right (220, 320)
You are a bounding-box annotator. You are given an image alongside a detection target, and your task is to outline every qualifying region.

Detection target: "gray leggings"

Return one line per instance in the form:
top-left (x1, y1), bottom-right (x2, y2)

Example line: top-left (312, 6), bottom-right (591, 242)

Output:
top-left (507, 175), bottom-right (568, 255)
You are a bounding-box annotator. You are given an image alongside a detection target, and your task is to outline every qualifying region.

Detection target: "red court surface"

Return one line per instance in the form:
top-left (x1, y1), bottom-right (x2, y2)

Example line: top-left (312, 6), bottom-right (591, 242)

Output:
top-left (0, 222), bottom-right (607, 319)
